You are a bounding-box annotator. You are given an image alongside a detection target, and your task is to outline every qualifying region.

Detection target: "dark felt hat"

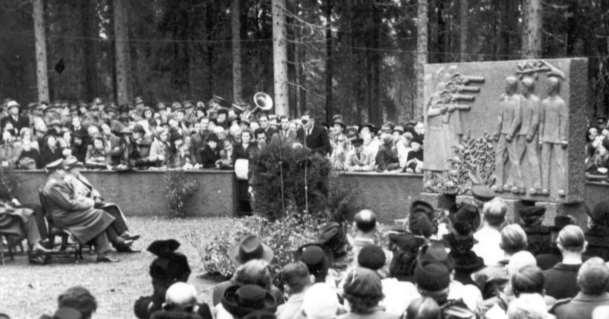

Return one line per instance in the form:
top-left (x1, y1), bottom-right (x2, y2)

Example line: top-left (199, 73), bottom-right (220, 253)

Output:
top-left (589, 201), bottom-right (609, 227)
top-left (551, 215), bottom-right (575, 232)
top-left (332, 118), bottom-right (345, 128)
top-left (414, 261), bottom-right (451, 292)
top-left (452, 250), bottom-right (485, 272)
top-left (232, 235), bottom-right (274, 265)
top-left (148, 239), bottom-right (191, 282)
top-left (318, 222), bottom-right (341, 244)
top-left (417, 241), bottom-right (455, 272)
top-left (519, 206), bottom-right (546, 226)
top-left (388, 232), bottom-right (426, 253)
top-left (411, 200), bottom-right (435, 219)
top-left (471, 185), bottom-right (495, 202)
top-left (409, 212), bottom-right (435, 238)
top-left (357, 244), bottom-right (386, 271)
top-left (450, 204), bottom-right (481, 236)
top-left (221, 284), bottom-right (277, 318)
top-left (296, 244), bottom-right (330, 277)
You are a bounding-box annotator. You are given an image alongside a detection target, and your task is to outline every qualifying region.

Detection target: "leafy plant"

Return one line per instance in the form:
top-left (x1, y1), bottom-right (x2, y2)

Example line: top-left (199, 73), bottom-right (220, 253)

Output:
top-left (191, 212), bottom-right (324, 278)
top-left (424, 133), bottom-right (496, 194)
top-left (250, 138), bottom-right (332, 220)
top-left (164, 170), bottom-right (200, 218)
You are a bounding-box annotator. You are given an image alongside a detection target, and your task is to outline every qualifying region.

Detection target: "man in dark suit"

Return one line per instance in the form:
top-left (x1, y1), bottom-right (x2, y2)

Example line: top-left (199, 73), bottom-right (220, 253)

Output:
top-left (551, 257), bottom-right (609, 319)
top-left (296, 112), bottom-right (331, 156)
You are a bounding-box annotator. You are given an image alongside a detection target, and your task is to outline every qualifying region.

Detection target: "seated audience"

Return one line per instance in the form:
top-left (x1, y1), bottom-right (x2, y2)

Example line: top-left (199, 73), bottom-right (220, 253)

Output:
top-left (344, 138), bottom-right (374, 172)
top-left (551, 257), bottom-right (609, 319)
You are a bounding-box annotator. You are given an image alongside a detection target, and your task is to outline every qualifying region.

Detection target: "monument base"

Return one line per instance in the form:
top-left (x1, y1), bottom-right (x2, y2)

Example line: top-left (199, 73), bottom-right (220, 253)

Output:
top-left (417, 192), bottom-right (587, 228)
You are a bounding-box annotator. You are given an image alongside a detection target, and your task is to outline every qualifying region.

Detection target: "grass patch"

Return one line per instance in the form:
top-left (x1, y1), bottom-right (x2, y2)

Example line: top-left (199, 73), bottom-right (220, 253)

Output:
top-left (0, 216), bottom-right (231, 318)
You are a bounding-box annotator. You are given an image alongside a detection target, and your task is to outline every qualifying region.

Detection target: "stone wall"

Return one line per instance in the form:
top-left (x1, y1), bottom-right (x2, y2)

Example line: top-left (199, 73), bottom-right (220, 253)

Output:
top-left (13, 170), bottom-right (235, 217)
top-left (10, 170), bottom-right (608, 223)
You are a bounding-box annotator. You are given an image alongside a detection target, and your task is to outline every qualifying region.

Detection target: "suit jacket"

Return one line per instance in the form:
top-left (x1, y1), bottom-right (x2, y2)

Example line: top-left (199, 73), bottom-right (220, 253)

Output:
top-left (544, 263), bottom-right (580, 300)
top-left (551, 292), bottom-right (609, 319)
top-left (297, 125), bottom-right (331, 155)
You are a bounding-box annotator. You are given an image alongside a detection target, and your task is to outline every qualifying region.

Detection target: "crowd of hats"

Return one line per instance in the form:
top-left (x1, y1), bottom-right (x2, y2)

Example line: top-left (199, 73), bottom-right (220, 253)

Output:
top-left (0, 98), bottom-right (425, 173)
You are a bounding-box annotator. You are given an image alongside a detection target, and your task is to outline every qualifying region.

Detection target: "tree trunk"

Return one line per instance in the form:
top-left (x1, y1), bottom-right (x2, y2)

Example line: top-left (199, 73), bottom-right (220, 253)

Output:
top-left (459, 0), bottom-right (468, 62)
top-left (272, 0), bottom-right (289, 116)
top-left (325, 0), bottom-right (333, 123)
top-left (294, 19), bottom-right (302, 117)
top-left (205, 2), bottom-right (214, 99)
top-left (231, 0), bottom-right (243, 103)
top-left (33, 0), bottom-right (49, 102)
top-left (82, 0), bottom-right (98, 101)
top-left (113, 0), bottom-right (130, 105)
top-left (415, 0), bottom-right (428, 121)
top-left (522, 0), bottom-right (542, 58)
top-left (371, 4), bottom-right (382, 125)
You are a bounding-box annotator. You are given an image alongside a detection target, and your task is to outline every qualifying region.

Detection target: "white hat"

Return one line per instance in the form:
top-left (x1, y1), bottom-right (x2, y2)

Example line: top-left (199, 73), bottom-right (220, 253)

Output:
top-left (302, 283), bottom-right (339, 319)
top-left (164, 282), bottom-right (197, 308)
top-left (6, 100), bottom-right (19, 109)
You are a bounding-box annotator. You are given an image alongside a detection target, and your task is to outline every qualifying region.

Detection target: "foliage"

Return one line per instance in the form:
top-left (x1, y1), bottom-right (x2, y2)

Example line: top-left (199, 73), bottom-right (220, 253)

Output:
top-left (164, 170), bottom-right (200, 218)
top-left (193, 213), bottom-right (324, 278)
top-left (250, 138), bottom-right (332, 220)
top-left (424, 133), bottom-right (495, 194)
top-left (0, 167), bottom-right (18, 200)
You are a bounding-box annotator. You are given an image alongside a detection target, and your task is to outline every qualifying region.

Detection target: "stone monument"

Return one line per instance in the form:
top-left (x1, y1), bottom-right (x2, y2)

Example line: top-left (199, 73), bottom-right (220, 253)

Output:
top-left (421, 58), bottom-right (588, 222)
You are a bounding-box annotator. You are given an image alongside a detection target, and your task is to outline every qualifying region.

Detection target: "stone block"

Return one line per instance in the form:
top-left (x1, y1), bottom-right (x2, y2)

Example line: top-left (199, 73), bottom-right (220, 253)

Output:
top-left (422, 58), bottom-right (588, 204)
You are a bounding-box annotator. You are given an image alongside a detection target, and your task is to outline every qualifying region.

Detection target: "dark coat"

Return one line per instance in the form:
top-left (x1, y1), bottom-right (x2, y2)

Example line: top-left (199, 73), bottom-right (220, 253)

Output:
top-left (296, 125), bottom-right (332, 155)
top-left (199, 146), bottom-right (220, 168)
top-left (551, 292), bottom-right (609, 319)
top-left (232, 143), bottom-right (258, 162)
top-left (40, 173), bottom-right (114, 244)
top-left (544, 263), bottom-right (581, 300)
top-left (0, 115), bottom-right (29, 137)
top-left (585, 226), bottom-right (609, 261)
top-left (39, 143), bottom-right (62, 168)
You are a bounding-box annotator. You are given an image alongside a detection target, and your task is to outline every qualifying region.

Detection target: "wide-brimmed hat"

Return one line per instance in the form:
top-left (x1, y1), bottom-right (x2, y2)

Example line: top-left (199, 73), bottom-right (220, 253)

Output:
top-left (62, 156), bottom-right (84, 170)
top-left (6, 100), bottom-right (19, 110)
top-left (550, 215), bottom-right (575, 232)
top-left (332, 118), bottom-right (345, 128)
top-left (450, 204), bottom-right (481, 235)
top-left (471, 184), bottom-right (495, 202)
top-left (232, 235), bottom-right (274, 265)
top-left (358, 123), bottom-right (377, 134)
top-left (519, 206), bottom-right (546, 226)
top-left (221, 284), bottom-right (277, 318)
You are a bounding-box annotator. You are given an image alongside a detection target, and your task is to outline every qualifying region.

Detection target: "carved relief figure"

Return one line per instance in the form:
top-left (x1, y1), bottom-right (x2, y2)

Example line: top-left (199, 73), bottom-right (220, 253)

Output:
top-left (519, 76), bottom-right (542, 195)
top-left (539, 76), bottom-right (568, 196)
top-left (494, 76), bottom-right (523, 194)
top-left (424, 67), bottom-right (484, 172)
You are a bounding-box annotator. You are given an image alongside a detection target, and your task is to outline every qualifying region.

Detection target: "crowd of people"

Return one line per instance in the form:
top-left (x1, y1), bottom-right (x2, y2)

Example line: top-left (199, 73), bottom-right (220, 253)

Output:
top-left (8, 185), bottom-right (609, 319)
top-left (586, 117), bottom-right (609, 177)
top-left (0, 97), bottom-right (425, 174)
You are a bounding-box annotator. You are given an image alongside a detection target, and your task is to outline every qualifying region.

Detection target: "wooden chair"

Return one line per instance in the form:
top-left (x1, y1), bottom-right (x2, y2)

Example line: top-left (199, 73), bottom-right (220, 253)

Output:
top-left (38, 191), bottom-right (85, 261)
top-left (0, 234), bottom-right (25, 265)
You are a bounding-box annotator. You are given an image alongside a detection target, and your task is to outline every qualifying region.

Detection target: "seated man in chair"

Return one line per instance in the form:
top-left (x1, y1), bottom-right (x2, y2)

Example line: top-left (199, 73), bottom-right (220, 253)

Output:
top-left (0, 195), bottom-right (49, 264)
top-left (62, 156), bottom-right (139, 242)
top-left (40, 159), bottom-right (133, 262)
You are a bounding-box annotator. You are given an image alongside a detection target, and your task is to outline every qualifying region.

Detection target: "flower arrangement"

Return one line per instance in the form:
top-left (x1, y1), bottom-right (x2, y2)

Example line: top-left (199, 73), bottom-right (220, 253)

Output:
top-left (192, 212), bottom-right (324, 278)
top-left (424, 133), bottom-right (496, 194)
top-left (164, 170), bottom-right (200, 217)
